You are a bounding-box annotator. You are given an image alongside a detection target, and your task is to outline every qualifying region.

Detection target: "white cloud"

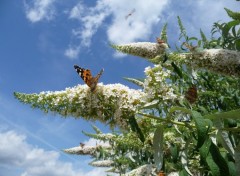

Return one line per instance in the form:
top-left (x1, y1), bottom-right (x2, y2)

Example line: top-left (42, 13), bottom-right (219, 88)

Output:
top-left (65, 0), bottom-right (169, 59)
top-left (24, 0), bottom-right (239, 59)
top-left (64, 46), bottom-right (80, 59)
top-left (106, 0), bottom-right (169, 44)
top-left (69, 1), bottom-right (111, 47)
top-left (69, 2), bottom-right (85, 19)
top-left (0, 130), bottom-right (108, 176)
top-left (24, 0), bottom-right (56, 22)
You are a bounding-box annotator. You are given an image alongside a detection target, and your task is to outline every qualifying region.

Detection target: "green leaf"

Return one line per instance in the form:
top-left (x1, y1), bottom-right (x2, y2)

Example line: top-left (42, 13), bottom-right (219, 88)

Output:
top-left (232, 25), bottom-right (237, 37)
top-left (208, 141), bottom-right (230, 176)
top-left (200, 138), bottom-right (230, 176)
top-left (204, 109), bottom-right (240, 120)
top-left (123, 77), bottom-right (144, 87)
top-left (179, 169), bottom-right (189, 176)
top-left (235, 39), bottom-right (240, 51)
top-left (235, 144), bottom-right (240, 175)
top-left (218, 130), bottom-right (235, 157)
top-left (169, 106), bottom-right (192, 115)
top-left (206, 154), bottom-right (220, 176)
top-left (181, 139), bottom-right (193, 176)
top-left (153, 125), bottom-right (164, 171)
top-left (170, 144), bottom-right (178, 163)
top-left (192, 111), bottom-right (212, 148)
top-left (128, 116), bottom-right (145, 143)
top-left (141, 100), bottom-right (159, 110)
top-left (160, 23), bottom-right (168, 42)
top-left (171, 62), bottom-right (183, 78)
top-left (91, 125), bottom-right (102, 134)
top-left (187, 37), bottom-right (198, 42)
top-left (214, 119), bottom-right (235, 157)
top-left (228, 161), bottom-right (237, 176)
top-left (224, 8), bottom-right (240, 21)
top-left (200, 29), bottom-right (208, 43)
top-left (227, 118), bottom-right (237, 128)
top-left (199, 137), bottom-right (211, 159)
top-left (177, 16), bottom-right (187, 40)
top-left (222, 20), bottom-right (240, 38)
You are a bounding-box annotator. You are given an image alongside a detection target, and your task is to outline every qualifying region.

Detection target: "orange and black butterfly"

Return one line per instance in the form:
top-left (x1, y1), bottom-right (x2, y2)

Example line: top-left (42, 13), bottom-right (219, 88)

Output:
top-left (185, 85), bottom-right (198, 104)
top-left (74, 65), bottom-right (104, 91)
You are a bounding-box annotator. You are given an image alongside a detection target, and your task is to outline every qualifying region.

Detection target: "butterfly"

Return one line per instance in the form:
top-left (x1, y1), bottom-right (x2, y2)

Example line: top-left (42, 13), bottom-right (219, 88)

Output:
top-left (182, 42), bottom-right (198, 52)
top-left (74, 65), bottom-right (104, 91)
top-left (185, 85), bottom-right (198, 104)
top-left (79, 142), bottom-right (85, 148)
top-left (156, 37), bottom-right (165, 44)
top-left (125, 8), bottom-right (136, 20)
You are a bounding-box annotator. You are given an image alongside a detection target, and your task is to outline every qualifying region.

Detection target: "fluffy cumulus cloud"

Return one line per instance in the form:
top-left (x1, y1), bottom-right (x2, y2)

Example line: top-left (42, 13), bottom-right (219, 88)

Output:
top-left (65, 0), bottom-right (169, 58)
top-left (0, 130), bottom-right (107, 176)
top-left (106, 0), bottom-right (169, 44)
top-left (24, 0), bottom-right (56, 22)
top-left (23, 0), bottom-right (240, 59)
top-left (64, 45), bottom-right (81, 59)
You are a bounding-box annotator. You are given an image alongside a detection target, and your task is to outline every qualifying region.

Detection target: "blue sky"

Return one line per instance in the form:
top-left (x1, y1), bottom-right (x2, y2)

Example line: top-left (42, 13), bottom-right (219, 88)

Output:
top-left (0, 0), bottom-right (239, 175)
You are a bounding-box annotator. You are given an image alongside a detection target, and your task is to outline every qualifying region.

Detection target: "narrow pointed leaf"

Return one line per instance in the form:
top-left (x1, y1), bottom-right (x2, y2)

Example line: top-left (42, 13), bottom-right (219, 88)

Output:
top-left (171, 62), bottom-right (183, 78)
top-left (200, 29), bottom-right (208, 43)
top-left (123, 77), bottom-right (144, 87)
top-left (153, 125), bottom-right (164, 171)
top-left (128, 116), bottom-right (145, 143)
top-left (224, 8), bottom-right (240, 20)
top-left (204, 109), bottom-right (240, 120)
top-left (192, 111), bottom-right (212, 148)
top-left (214, 119), bottom-right (235, 157)
top-left (208, 141), bottom-right (230, 176)
top-left (170, 144), bottom-right (178, 163)
top-left (160, 23), bottom-right (168, 42)
top-left (177, 16), bottom-right (187, 40)
top-left (141, 100), bottom-right (159, 110)
top-left (235, 144), bottom-right (240, 175)
top-left (181, 139), bottom-right (193, 176)
top-left (91, 124), bottom-right (102, 134)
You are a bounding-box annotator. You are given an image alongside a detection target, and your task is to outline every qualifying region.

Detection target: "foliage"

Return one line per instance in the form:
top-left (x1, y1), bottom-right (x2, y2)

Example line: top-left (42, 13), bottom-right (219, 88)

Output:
top-left (14, 8), bottom-right (240, 176)
top-left (211, 8), bottom-right (240, 51)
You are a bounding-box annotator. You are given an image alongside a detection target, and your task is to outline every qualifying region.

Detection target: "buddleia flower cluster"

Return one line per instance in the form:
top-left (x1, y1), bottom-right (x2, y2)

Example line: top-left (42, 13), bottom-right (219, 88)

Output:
top-left (114, 42), bottom-right (240, 77)
top-left (14, 83), bottom-right (145, 129)
top-left (143, 64), bottom-right (181, 105)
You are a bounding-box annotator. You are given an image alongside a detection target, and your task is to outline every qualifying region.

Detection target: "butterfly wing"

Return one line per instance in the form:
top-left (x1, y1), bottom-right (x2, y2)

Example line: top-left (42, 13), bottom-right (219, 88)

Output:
top-left (74, 65), bottom-right (93, 87)
top-left (89, 68), bottom-right (104, 91)
top-left (74, 65), bottom-right (104, 91)
top-left (94, 68), bottom-right (104, 82)
top-left (185, 85), bottom-right (198, 104)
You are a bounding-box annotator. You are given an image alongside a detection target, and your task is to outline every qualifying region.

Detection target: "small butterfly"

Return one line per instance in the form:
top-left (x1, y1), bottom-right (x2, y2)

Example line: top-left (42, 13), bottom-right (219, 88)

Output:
top-left (185, 85), bottom-right (198, 104)
top-left (125, 8), bottom-right (136, 20)
top-left (74, 65), bottom-right (104, 91)
top-left (183, 42), bottom-right (198, 52)
top-left (156, 37), bottom-right (165, 44)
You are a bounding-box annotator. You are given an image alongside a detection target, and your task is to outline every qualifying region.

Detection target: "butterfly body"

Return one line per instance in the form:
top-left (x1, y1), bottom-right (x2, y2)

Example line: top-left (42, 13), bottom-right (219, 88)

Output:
top-left (74, 65), bottom-right (104, 91)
